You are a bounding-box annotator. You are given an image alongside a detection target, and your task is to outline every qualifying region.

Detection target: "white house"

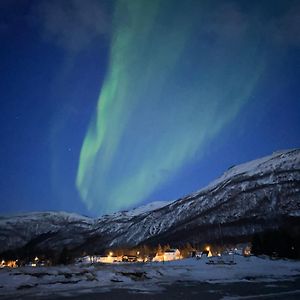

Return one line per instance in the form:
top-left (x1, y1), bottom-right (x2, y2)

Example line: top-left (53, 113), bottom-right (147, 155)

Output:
top-left (163, 249), bottom-right (181, 261)
top-left (96, 255), bottom-right (119, 263)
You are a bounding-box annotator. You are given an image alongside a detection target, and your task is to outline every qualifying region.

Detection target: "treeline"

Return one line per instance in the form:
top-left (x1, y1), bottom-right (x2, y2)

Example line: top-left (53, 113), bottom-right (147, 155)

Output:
top-left (251, 228), bottom-right (300, 259)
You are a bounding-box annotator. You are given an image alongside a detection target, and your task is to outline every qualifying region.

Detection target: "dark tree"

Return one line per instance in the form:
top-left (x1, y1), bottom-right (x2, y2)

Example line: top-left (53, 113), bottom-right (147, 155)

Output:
top-left (251, 229), bottom-right (300, 259)
top-left (58, 247), bottom-right (71, 265)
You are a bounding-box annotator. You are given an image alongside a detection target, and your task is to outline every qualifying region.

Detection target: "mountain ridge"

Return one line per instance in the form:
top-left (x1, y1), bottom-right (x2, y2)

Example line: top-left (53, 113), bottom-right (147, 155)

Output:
top-left (1, 149), bottom-right (299, 257)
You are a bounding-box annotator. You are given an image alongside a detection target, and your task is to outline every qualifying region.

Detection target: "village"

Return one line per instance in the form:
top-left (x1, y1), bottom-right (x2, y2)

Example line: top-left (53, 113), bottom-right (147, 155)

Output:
top-left (1, 244), bottom-right (299, 300)
top-left (0, 243), bottom-right (251, 269)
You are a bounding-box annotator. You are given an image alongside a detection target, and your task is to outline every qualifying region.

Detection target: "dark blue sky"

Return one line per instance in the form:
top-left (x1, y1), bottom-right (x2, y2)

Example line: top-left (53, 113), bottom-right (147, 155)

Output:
top-left (0, 0), bottom-right (299, 216)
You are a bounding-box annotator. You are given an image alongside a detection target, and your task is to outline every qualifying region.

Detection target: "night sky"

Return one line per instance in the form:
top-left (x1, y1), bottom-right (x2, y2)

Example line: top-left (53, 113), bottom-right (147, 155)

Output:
top-left (0, 0), bottom-right (299, 216)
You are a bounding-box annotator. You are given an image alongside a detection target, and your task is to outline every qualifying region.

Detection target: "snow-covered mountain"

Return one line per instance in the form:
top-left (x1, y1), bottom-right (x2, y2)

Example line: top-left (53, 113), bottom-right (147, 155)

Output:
top-left (1, 149), bottom-right (299, 256)
top-left (108, 200), bottom-right (171, 218)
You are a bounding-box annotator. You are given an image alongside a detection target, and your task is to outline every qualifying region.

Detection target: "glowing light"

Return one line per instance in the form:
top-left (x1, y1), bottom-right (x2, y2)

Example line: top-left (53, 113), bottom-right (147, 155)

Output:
top-left (4, 260), bottom-right (17, 268)
top-left (77, 0), bottom-right (265, 214)
top-left (0, 260), bottom-right (5, 268)
top-left (205, 246), bottom-right (213, 257)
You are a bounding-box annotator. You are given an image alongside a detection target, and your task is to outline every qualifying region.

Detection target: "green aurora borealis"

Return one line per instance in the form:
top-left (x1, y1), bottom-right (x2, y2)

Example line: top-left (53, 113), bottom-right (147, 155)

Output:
top-left (76, 0), bottom-right (265, 214)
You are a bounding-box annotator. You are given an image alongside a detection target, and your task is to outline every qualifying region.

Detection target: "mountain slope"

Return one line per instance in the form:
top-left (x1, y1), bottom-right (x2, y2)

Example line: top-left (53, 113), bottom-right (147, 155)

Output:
top-left (1, 149), bottom-right (299, 256)
top-left (105, 149), bottom-right (300, 247)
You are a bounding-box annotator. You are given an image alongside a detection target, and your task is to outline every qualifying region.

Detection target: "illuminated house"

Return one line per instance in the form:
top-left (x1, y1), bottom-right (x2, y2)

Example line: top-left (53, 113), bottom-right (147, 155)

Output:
top-left (163, 249), bottom-right (181, 261)
top-left (75, 252), bottom-right (123, 264)
top-left (98, 251), bottom-right (122, 263)
top-left (243, 245), bottom-right (251, 256)
top-left (153, 248), bottom-right (181, 261)
top-left (122, 255), bottom-right (137, 262)
top-left (75, 255), bottom-right (98, 264)
top-left (29, 256), bottom-right (39, 267)
top-left (1, 260), bottom-right (17, 268)
top-left (97, 255), bottom-right (120, 263)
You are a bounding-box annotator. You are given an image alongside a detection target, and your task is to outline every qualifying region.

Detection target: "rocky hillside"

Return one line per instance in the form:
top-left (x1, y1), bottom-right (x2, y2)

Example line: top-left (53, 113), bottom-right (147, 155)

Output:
top-left (1, 149), bottom-right (299, 257)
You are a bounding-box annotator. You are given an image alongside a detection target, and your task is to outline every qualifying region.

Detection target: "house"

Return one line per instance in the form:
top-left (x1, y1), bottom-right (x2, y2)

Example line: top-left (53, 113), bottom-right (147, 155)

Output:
top-left (122, 255), bottom-right (137, 262)
top-left (97, 255), bottom-right (119, 263)
top-left (243, 245), bottom-right (251, 256)
top-left (79, 255), bottom-right (93, 263)
top-left (1, 260), bottom-right (17, 268)
top-left (153, 249), bottom-right (181, 262)
top-left (163, 249), bottom-right (181, 261)
top-left (75, 252), bottom-right (122, 264)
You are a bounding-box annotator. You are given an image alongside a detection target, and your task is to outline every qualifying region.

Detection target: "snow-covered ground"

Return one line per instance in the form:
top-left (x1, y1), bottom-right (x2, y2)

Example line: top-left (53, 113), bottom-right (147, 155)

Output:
top-left (1, 256), bottom-right (300, 298)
